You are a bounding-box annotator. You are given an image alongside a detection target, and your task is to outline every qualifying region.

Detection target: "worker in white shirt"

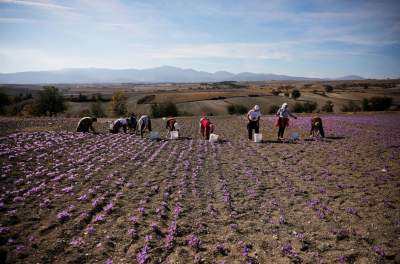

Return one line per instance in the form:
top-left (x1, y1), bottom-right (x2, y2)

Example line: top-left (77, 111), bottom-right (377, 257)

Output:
top-left (110, 117), bottom-right (128, 133)
top-left (247, 105), bottom-right (261, 140)
top-left (137, 115), bottom-right (152, 137)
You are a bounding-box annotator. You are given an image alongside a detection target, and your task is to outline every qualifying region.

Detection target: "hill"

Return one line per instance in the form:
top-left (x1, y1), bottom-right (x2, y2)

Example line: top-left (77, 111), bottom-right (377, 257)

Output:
top-left (0, 66), bottom-right (364, 84)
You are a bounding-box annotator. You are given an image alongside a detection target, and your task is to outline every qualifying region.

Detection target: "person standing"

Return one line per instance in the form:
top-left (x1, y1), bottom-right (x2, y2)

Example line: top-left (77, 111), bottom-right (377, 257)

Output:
top-left (76, 117), bottom-right (97, 133)
top-left (137, 115), bottom-right (152, 137)
top-left (247, 105), bottom-right (261, 140)
top-left (310, 116), bottom-right (325, 138)
top-left (199, 115), bottom-right (214, 140)
top-left (276, 103), bottom-right (297, 140)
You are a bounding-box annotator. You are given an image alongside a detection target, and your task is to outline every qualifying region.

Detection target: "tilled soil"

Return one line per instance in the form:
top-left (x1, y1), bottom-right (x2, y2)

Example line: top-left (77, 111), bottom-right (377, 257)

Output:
top-left (0, 114), bottom-right (399, 263)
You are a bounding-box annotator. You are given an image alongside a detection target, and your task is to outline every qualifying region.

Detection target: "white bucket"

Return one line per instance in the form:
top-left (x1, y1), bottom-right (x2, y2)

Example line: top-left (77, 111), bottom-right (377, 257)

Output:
top-left (254, 133), bottom-right (262, 143)
top-left (209, 133), bottom-right (219, 143)
top-left (150, 131), bottom-right (160, 140)
top-left (291, 132), bottom-right (300, 141)
top-left (170, 131), bottom-right (179, 139)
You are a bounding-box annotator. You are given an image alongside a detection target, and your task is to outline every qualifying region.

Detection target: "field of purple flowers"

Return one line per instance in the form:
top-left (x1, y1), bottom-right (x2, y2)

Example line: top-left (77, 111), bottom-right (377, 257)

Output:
top-left (0, 113), bottom-right (399, 264)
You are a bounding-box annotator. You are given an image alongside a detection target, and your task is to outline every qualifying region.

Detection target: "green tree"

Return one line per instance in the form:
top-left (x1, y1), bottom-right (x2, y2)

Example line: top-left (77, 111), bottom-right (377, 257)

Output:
top-left (110, 91), bottom-right (127, 116)
top-left (33, 86), bottom-right (67, 116)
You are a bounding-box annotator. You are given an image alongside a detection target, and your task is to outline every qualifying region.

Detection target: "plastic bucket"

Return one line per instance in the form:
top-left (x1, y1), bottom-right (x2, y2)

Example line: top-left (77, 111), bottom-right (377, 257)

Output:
top-left (170, 131), bottom-right (179, 139)
top-left (209, 133), bottom-right (219, 143)
top-left (254, 133), bottom-right (262, 143)
top-left (291, 132), bottom-right (300, 141)
top-left (150, 131), bottom-right (160, 140)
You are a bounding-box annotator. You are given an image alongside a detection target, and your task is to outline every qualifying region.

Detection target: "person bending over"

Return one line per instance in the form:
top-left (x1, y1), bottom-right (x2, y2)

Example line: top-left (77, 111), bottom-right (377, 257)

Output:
top-left (137, 115), bottom-right (152, 138)
top-left (310, 116), bottom-right (325, 138)
top-left (199, 115), bottom-right (214, 140)
top-left (76, 117), bottom-right (97, 133)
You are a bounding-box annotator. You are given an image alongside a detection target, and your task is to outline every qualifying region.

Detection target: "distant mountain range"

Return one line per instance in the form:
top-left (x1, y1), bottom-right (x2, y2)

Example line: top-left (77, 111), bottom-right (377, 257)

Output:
top-left (0, 66), bottom-right (365, 84)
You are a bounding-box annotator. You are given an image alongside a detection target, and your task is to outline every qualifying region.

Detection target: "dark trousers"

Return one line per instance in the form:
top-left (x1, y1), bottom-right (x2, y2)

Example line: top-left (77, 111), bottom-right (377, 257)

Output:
top-left (278, 125), bottom-right (286, 138)
top-left (140, 120), bottom-right (152, 137)
top-left (247, 121), bottom-right (259, 140)
top-left (277, 117), bottom-right (288, 138)
top-left (311, 125), bottom-right (325, 137)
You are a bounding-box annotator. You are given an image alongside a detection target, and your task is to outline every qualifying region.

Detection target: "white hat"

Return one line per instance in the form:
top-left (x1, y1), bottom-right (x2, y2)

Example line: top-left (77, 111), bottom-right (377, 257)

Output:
top-left (174, 122), bottom-right (180, 130)
top-left (162, 117), bottom-right (166, 121)
top-left (254, 105), bottom-right (260, 111)
top-left (282, 103), bottom-right (288, 109)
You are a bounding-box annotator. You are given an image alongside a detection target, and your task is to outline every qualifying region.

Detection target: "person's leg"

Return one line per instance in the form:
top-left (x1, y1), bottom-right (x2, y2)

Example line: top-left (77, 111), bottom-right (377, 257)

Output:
top-left (247, 122), bottom-right (253, 140)
top-left (319, 125), bottom-right (325, 138)
top-left (148, 120), bottom-right (152, 131)
top-left (206, 126), bottom-right (210, 140)
top-left (140, 123), bottom-right (145, 137)
top-left (200, 126), bottom-right (205, 139)
top-left (255, 123), bottom-right (259, 134)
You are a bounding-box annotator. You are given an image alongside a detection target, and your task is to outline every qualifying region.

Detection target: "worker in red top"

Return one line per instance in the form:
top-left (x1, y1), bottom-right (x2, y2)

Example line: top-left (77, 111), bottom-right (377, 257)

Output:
top-left (199, 115), bottom-right (214, 140)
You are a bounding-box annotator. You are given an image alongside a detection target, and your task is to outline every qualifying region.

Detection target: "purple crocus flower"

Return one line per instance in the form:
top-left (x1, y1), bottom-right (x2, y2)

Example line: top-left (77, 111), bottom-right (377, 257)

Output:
top-left (57, 210), bottom-right (70, 222)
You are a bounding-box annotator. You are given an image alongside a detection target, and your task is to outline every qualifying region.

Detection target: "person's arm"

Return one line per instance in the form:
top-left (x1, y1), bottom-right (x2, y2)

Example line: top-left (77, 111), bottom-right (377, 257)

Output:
top-left (276, 109), bottom-right (280, 117)
top-left (123, 124), bottom-right (127, 133)
top-left (288, 110), bottom-right (297, 119)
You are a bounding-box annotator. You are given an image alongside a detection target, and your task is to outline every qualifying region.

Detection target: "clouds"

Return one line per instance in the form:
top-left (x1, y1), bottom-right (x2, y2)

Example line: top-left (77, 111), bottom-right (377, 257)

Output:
top-left (0, 0), bottom-right (72, 10)
top-left (0, 0), bottom-right (399, 78)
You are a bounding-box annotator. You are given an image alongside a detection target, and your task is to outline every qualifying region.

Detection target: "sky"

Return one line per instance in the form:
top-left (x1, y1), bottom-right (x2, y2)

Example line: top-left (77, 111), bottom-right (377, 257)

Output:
top-left (0, 0), bottom-right (399, 78)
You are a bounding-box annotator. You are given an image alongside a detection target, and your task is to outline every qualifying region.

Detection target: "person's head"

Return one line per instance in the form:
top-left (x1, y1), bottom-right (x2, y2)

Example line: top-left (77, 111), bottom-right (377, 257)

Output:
top-left (254, 105), bottom-right (260, 111)
top-left (282, 103), bottom-right (288, 109)
top-left (91, 117), bottom-right (97, 122)
top-left (130, 112), bottom-right (136, 117)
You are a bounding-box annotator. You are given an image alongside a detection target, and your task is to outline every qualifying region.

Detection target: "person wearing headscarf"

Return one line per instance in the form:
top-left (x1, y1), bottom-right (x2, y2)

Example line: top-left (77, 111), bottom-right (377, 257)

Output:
top-left (310, 116), bottom-right (325, 138)
top-left (76, 117), bottom-right (97, 133)
top-left (110, 117), bottom-right (128, 133)
top-left (199, 115), bottom-right (214, 140)
top-left (137, 115), bottom-right (152, 137)
top-left (164, 117), bottom-right (180, 138)
top-left (247, 105), bottom-right (261, 140)
top-left (276, 103), bottom-right (297, 140)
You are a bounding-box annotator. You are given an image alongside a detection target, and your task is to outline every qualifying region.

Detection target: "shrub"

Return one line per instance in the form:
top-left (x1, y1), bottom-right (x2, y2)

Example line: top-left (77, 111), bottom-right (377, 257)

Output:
top-left (271, 89), bottom-right (280, 96)
top-left (137, 95), bottom-right (155, 104)
top-left (110, 91), bottom-right (127, 116)
top-left (33, 86), bottom-right (67, 116)
top-left (79, 109), bottom-right (91, 117)
top-left (292, 101), bottom-right (318, 113)
top-left (341, 101), bottom-right (361, 112)
top-left (268, 104), bottom-right (280, 114)
top-left (90, 101), bottom-right (106, 117)
top-left (303, 101), bottom-right (318, 113)
top-left (0, 92), bottom-right (11, 114)
top-left (325, 85), bottom-right (334, 93)
top-left (291, 89), bottom-right (301, 100)
top-left (292, 102), bottom-right (304, 113)
top-left (321, 100), bottom-right (334, 112)
top-left (362, 96), bottom-right (392, 111)
top-left (227, 104), bottom-right (248, 115)
top-left (151, 102), bottom-right (178, 118)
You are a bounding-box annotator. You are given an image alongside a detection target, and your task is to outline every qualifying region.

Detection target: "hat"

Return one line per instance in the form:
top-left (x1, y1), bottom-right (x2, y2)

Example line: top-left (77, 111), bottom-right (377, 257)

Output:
top-left (254, 105), bottom-right (260, 111)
